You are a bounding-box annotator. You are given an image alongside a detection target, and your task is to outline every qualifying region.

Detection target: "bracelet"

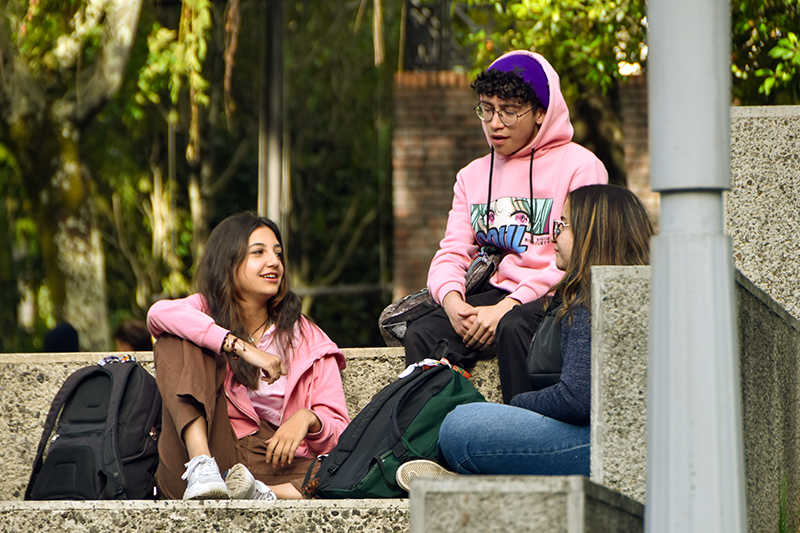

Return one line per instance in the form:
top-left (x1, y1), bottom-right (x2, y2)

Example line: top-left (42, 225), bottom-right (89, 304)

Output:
top-left (222, 334), bottom-right (247, 360)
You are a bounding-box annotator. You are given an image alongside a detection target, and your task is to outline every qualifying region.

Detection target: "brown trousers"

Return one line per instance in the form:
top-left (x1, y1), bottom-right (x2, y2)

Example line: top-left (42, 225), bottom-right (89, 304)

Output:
top-left (153, 335), bottom-right (315, 499)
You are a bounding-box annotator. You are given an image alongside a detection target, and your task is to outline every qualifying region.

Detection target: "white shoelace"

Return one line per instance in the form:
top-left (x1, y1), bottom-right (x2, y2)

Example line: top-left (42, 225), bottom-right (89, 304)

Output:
top-left (181, 454), bottom-right (216, 481)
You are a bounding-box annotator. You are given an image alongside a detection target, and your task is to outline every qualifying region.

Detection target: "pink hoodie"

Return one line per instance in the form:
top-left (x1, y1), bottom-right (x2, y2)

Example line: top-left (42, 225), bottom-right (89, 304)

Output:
top-left (147, 294), bottom-right (350, 458)
top-left (427, 51), bottom-right (608, 305)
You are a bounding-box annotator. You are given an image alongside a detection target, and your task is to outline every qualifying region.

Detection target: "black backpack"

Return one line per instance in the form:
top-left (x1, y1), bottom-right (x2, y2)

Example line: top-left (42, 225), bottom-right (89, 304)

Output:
top-left (25, 360), bottom-right (162, 500)
top-left (304, 350), bottom-right (486, 499)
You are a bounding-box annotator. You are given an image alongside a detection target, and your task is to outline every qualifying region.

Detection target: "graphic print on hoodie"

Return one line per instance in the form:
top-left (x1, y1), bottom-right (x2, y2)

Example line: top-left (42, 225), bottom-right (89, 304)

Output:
top-left (471, 196), bottom-right (555, 253)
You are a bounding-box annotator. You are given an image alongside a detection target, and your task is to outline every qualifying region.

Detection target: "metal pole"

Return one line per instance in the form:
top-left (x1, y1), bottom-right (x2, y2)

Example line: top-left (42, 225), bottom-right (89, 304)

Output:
top-left (646, 0), bottom-right (746, 532)
top-left (257, 0), bottom-right (268, 217)
top-left (258, 0), bottom-right (283, 221)
top-left (267, 0), bottom-right (283, 222)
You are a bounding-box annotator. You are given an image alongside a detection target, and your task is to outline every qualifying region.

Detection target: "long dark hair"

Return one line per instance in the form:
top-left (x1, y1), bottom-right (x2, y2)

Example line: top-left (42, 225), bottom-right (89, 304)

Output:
top-left (548, 185), bottom-right (653, 322)
top-left (195, 212), bottom-right (302, 389)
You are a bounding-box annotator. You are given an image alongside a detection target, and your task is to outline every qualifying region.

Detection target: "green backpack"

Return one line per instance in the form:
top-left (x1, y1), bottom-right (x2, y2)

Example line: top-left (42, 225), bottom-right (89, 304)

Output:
top-left (304, 345), bottom-right (486, 498)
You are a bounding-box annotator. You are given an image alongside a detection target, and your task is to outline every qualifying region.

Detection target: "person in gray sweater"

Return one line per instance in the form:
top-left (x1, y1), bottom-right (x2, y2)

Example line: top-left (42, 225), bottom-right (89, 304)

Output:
top-left (396, 185), bottom-right (653, 489)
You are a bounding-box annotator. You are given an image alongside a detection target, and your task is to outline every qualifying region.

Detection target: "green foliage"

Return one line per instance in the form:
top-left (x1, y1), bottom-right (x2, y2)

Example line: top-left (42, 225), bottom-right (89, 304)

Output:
top-left (732, 0), bottom-right (800, 104)
top-left (459, 0), bottom-right (647, 93)
top-left (82, 0), bottom-right (398, 348)
top-left (757, 32), bottom-right (800, 99)
top-left (460, 0), bottom-right (800, 105)
top-left (5, 0), bottom-right (105, 86)
top-left (0, 141), bottom-right (45, 351)
top-left (174, 0), bottom-right (211, 108)
top-left (136, 24), bottom-right (179, 106)
top-left (280, 0), bottom-right (399, 346)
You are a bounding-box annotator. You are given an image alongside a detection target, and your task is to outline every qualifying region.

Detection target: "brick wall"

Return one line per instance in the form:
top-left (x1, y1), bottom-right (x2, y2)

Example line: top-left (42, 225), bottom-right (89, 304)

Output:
top-left (618, 74), bottom-right (659, 227)
top-left (392, 71), bottom-right (488, 299)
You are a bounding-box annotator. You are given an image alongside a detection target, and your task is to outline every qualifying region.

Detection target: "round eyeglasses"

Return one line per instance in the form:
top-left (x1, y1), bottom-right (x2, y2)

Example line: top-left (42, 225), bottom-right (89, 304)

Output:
top-left (552, 219), bottom-right (570, 240)
top-left (475, 103), bottom-right (534, 127)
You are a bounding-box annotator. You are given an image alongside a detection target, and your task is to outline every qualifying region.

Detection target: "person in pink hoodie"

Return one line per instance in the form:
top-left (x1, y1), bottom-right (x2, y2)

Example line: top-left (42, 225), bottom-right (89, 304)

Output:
top-left (404, 51), bottom-right (608, 403)
top-left (147, 213), bottom-right (350, 501)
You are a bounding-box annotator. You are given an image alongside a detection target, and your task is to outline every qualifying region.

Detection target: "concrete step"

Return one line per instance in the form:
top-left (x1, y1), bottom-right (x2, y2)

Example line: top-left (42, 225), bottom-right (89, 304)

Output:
top-left (409, 476), bottom-right (643, 533)
top-left (0, 499), bottom-right (409, 533)
top-left (1, 348), bottom-right (503, 501)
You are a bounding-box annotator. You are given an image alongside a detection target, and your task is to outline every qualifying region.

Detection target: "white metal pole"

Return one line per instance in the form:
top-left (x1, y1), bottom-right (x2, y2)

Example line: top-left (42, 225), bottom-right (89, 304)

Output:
top-left (646, 0), bottom-right (746, 532)
top-left (258, 0), bottom-right (283, 221)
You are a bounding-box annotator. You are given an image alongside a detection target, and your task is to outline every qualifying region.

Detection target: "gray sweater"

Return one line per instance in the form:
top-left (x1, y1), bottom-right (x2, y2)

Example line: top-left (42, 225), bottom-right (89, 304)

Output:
top-left (509, 305), bottom-right (591, 426)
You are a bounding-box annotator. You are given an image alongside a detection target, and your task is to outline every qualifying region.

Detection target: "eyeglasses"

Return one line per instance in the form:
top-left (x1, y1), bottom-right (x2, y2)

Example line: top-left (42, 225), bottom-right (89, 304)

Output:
top-left (552, 220), bottom-right (570, 240)
top-left (475, 103), bottom-right (533, 127)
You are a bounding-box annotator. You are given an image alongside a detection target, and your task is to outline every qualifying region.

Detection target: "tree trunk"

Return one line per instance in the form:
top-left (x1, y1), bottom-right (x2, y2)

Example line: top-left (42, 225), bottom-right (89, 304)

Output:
top-left (0, 0), bottom-right (143, 350)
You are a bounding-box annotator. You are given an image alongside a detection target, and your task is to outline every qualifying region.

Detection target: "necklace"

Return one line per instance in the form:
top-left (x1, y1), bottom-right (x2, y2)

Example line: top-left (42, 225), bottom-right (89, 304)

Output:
top-left (247, 316), bottom-right (270, 344)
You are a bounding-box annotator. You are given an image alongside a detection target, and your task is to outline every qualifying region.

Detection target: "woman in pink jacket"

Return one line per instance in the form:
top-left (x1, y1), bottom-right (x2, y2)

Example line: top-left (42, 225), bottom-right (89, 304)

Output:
top-left (147, 213), bottom-right (350, 501)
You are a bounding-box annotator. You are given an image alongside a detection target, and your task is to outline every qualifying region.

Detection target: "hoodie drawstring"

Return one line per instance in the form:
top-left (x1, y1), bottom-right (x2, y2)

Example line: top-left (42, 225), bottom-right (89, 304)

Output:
top-left (485, 147), bottom-right (494, 233)
top-left (529, 147), bottom-right (535, 233)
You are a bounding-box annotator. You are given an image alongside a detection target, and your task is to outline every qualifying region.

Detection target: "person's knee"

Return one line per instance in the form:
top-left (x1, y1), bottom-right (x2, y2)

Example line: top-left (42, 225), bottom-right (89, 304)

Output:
top-left (437, 410), bottom-right (463, 468)
top-left (438, 405), bottom-right (475, 451)
top-left (495, 304), bottom-right (525, 342)
top-left (405, 318), bottom-right (424, 343)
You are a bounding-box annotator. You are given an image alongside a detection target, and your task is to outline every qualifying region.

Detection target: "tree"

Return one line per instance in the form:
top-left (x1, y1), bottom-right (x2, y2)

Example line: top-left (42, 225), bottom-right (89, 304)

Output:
top-left (0, 0), bottom-right (143, 350)
top-left (459, 0), bottom-right (800, 106)
top-left (90, 0), bottom-right (399, 348)
top-left (732, 0), bottom-right (800, 104)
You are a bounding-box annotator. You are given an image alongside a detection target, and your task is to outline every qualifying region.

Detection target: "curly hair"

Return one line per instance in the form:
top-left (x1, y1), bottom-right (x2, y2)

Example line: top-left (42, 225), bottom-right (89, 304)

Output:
top-left (471, 68), bottom-right (543, 111)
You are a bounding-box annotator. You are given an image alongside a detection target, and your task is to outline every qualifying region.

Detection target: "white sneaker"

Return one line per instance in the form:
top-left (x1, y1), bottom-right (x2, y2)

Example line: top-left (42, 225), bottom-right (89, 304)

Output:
top-left (181, 454), bottom-right (231, 500)
top-left (396, 459), bottom-right (456, 492)
top-left (225, 463), bottom-right (277, 501)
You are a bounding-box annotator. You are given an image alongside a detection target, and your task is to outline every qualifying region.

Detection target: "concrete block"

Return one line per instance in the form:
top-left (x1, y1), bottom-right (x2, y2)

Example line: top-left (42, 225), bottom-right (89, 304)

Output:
top-left (590, 266), bottom-right (650, 504)
top-left (586, 265), bottom-right (800, 533)
top-left (0, 499), bottom-right (409, 533)
top-left (728, 106), bottom-right (800, 322)
top-left (409, 476), bottom-right (643, 533)
top-left (736, 273), bottom-right (800, 533)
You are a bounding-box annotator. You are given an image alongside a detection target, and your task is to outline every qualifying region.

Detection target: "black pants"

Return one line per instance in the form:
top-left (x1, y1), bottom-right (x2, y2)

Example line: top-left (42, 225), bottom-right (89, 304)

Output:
top-left (494, 298), bottom-right (546, 403)
top-left (404, 288), bottom-right (545, 404)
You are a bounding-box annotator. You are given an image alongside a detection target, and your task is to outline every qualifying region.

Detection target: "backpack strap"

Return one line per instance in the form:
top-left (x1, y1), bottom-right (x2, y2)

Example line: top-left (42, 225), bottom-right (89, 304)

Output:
top-left (316, 367), bottom-right (427, 479)
top-left (25, 365), bottom-right (100, 500)
top-left (387, 364), bottom-right (452, 462)
top-left (99, 362), bottom-right (140, 499)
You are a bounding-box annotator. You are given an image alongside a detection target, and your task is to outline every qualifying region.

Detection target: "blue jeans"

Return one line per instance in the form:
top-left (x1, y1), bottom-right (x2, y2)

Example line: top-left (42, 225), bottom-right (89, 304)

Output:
top-left (438, 403), bottom-right (590, 476)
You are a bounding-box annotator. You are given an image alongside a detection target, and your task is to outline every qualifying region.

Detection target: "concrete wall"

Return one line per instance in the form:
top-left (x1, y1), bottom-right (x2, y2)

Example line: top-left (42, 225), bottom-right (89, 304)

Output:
top-left (589, 266), bottom-right (800, 533)
top-left (728, 106), bottom-right (800, 322)
top-left (0, 499), bottom-right (409, 533)
top-left (737, 273), bottom-right (800, 533)
top-left (409, 476), bottom-right (643, 533)
top-left (590, 266), bottom-right (650, 504)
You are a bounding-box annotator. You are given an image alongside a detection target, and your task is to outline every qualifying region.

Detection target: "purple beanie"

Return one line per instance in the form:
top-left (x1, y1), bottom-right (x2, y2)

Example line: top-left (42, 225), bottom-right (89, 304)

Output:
top-left (489, 54), bottom-right (550, 111)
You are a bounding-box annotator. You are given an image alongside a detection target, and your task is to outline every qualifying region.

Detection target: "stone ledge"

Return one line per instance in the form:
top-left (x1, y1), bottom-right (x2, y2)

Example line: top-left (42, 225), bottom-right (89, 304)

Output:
top-left (409, 476), bottom-right (643, 533)
top-left (0, 498), bottom-right (409, 533)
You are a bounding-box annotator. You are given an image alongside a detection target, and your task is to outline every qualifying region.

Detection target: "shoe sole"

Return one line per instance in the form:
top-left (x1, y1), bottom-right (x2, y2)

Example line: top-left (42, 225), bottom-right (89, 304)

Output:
top-left (396, 459), bottom-right (455, 492)
top-left (183, 481), bottom-right (231, 500)
top-left (225, 463), bottom-right (256, 499)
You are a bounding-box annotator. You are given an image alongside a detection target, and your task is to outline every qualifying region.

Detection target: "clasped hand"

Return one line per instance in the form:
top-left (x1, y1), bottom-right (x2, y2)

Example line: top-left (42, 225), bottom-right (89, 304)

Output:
top-left (442, 292), bottom-right (517, 350)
